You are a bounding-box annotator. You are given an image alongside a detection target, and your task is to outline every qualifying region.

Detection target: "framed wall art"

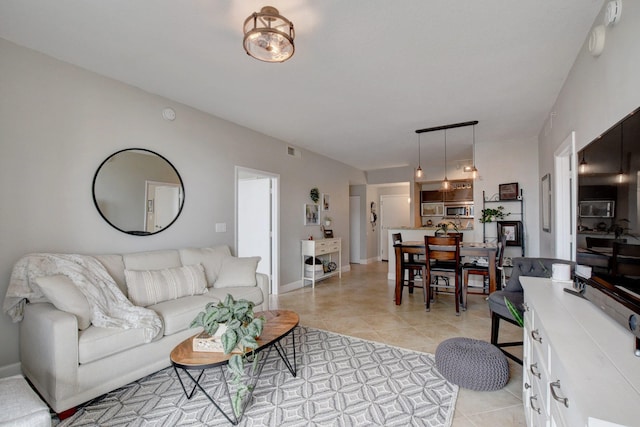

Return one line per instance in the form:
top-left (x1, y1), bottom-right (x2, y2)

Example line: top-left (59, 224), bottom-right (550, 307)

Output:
top-left (541, 174), bottom-right (551, 232)
top-left (321, 194), bottom-right (330, 211)
top-left (499, 182), bottom-right (519, 200)
top-left (304, 204), bottom-right (319, 226)
top-left (497, 221), bottom-right (523, 247)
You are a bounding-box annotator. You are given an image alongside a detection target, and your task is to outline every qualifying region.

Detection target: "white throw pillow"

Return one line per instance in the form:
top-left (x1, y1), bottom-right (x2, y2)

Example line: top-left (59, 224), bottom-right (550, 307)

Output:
top-left (214, 256), bottom-right (261, 288)
top-left (124, 264), bottom-right (208, 307)
top-left (179, 246), bottom-right (232, 285)
top-left (36, 275), bottom-right (92, 330)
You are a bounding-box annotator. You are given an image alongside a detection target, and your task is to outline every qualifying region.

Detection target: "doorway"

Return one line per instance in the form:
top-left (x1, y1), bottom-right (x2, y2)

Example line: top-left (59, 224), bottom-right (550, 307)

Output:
top-left (379, 195), bottom-right (411, 261)
top-left (349, 196), bottom-right (361, 263)
top-left (236, 167), bottom-right (279, 295)
top-left (144, 181), bottom-right (182, 233)
top-left (554, 131), bottom-right (577, 260)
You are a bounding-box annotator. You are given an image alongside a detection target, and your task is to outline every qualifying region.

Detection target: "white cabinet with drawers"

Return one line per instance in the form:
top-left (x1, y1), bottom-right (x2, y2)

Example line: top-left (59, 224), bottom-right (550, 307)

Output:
top-left (301, 238), bottom-right (341, 287)
top-left (521, 277), bottom-right (640, 427)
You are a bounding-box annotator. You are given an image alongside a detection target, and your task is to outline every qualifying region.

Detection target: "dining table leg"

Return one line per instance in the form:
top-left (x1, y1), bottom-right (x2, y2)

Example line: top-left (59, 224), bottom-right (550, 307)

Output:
top-left (394, 245), bottom-right (402, 305)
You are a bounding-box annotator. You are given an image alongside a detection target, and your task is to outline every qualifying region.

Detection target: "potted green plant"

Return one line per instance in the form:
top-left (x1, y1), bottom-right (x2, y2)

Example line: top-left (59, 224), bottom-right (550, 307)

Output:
top-left (608, 219), bottom-right (639, 240)
top-left (310, 187), bottom-right (320, 203)
top-left (191, 294), bottom-right (266, 416)
top-left (480, 206), bottom-right (509, 223)
top-left (434, 221), bottom-right (459, 235)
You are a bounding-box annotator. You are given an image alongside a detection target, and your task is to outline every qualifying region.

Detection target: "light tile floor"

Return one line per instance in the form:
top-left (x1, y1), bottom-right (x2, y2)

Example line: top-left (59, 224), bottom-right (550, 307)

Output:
top-left (269, 261), bottom-right (526, 427)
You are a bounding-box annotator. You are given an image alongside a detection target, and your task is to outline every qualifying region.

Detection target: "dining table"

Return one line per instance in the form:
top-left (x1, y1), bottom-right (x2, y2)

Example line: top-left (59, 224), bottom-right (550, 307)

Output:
top-left (393, 241), bottom-right (498, 305)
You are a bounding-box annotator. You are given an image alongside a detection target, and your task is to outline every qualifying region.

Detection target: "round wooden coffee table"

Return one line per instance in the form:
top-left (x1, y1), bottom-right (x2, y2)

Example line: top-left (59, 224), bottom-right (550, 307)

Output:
top-left (170, 310), bottom-right (299, 425)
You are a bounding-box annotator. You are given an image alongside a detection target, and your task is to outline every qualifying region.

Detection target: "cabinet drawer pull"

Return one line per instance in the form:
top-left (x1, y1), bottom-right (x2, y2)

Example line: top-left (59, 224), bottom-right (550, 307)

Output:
top-left (524, 382), bottom-right (531, 390)
top-left (529, 363), bottom-right (541, 379)
top-left (523, 302), bottom-right (530, 312)
top-left (530, 395), bottom-right (541, 414)
top-left (531, 329), bottom-right (543, 343)
top-left (550, 380), bottom-right (569, 408)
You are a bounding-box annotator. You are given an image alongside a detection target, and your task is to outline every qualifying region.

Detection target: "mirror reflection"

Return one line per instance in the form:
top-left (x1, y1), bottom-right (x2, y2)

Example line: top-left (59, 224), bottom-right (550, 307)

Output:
top-left (92, 148), bottom-right (184, 235)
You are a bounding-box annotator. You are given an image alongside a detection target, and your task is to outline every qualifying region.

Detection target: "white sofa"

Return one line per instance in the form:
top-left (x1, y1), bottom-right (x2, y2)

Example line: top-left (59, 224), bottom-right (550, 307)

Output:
top-left (16, 245), bottom-right (268, 414)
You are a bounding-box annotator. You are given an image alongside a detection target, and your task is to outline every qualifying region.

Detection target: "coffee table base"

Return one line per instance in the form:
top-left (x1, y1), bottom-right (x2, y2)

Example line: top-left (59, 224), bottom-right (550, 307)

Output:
top-left (173, 328), bottom-right (297, 425)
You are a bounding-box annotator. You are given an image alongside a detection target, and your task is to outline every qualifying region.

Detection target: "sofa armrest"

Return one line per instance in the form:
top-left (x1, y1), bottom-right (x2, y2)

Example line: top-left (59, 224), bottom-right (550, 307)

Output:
top-left (19, 303), bottom-right (79, 407)
top-left (256, 273), bottom-right (269, 297)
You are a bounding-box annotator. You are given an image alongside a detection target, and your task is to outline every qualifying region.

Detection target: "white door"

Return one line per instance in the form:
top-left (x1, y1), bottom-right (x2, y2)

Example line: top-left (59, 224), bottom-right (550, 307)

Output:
top-left (145, 181), bottom-right (181, 233)
top-left (380, 195), bottom-right (410, 260)
top-left (236, 168), bottom-right (279, 295)
top-left (238, 178), bottom-right (271, 277)
top-left (349, 196), bottom-right (361, 263)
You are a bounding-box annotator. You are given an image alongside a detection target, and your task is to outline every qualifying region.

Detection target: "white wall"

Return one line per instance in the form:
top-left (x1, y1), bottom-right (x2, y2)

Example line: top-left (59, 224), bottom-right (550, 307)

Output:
top-left (538, 2), bottom-right (640, 256)
top-left (0, 38), bottom-right (365, 369)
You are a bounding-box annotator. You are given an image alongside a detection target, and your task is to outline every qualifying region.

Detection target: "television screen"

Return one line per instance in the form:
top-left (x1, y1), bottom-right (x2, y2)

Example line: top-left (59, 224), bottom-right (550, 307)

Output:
top-left (576, 107), bottom-right (640, 301)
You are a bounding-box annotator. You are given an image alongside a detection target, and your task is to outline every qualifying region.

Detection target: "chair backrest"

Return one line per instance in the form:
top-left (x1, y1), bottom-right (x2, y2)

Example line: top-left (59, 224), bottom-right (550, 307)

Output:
top-left (447, 232), bottom-right (463, 242)
top-left (392, 233), bottom-right (403, 244)
top-left (611, 242), bottom-right (640, 277)
top-left (586, 237), bottom-right (626, 249)
top-left (503, 257), bottom-right (575, 292)
top-left (424, 235), bottom-right (460, 263)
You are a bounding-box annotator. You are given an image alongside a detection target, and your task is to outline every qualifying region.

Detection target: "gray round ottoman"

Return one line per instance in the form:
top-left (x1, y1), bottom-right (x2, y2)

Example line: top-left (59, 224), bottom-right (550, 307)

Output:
top-left (435, 337), bottom-right (509, 391)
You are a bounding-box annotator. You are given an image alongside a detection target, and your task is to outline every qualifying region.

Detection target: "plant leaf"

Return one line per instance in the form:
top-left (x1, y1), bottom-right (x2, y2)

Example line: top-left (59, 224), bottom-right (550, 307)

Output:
top-left (504, 297), bottom-right (524, 327)
top-left (221, 328), bottom-right (238, 354)
top-left (228, 354), bottom-right (244, 377)
top-left (240, 335), bottom-right (258, 350)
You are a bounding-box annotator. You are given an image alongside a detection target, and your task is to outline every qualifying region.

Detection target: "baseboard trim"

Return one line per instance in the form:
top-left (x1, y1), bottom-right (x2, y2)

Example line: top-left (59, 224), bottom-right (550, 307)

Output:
top-left (0, 362), bottom-right (22, 378)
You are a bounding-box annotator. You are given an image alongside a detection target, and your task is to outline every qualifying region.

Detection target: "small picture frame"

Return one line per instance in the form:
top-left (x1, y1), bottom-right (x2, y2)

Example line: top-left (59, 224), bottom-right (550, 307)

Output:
top-left (323, 229), bottom-right (334, 238)
top-left (304, 204), bottom-right (319, 226)
top-left (321, 194), bottom-right (330, 211)
top-left (499, 182), bottom-right (519, 200)
top-left (497, 221), bottom-right (522, 246)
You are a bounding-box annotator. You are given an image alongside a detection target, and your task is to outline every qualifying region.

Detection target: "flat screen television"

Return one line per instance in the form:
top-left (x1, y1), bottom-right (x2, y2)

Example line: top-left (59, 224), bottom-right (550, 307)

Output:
top-left (575, 107), bottom-right (640, 348)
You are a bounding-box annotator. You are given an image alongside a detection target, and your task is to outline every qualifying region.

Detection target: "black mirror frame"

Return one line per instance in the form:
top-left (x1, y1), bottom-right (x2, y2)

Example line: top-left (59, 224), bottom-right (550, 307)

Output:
top-left (92, 148), bottom-right (185, 236)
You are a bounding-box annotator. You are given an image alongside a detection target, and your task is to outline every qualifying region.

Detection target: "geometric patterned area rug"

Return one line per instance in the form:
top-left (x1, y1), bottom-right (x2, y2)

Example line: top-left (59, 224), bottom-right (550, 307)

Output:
top-left (59, 326), bottom-right (458, 426)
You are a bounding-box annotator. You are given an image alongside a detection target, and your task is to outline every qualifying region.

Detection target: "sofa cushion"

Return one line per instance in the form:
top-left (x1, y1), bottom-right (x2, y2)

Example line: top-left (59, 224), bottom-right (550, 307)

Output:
top-left (93, 254), bottom-right (127, 296)
top-left (78, 325), bottom-right (149, 364)
top-left (124, 264), bottom-right (208, 307)
top-left (179, 246), bottom-right (232, 285)
top-left (207, 287), bottom-right (264, 307)
top-left (35, 275), bottom-right (92, 330)
top-left (123, 249), bottom-right (182, 271)
top-left (149, 295), bottom-right (220, 336)
top-left (214, 256), bottom-right (261, 288)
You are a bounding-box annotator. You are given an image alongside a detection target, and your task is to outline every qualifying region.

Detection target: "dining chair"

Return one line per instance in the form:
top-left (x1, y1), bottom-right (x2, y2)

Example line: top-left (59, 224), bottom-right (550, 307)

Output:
top-left (611, 242), bottom-right (640, 278)
top-left (393, 233), bottom-right (427, 298)
top-left (585, 237), bottom-right (627, 274)
top-left (462, 233), bottom-right (506, 298)
top-left (423, 235), bottom-right (462, 315)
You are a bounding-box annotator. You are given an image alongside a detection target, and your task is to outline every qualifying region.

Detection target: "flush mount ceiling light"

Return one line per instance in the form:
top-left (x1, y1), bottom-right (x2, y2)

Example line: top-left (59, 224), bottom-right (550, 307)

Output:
top-left (243, 6), bottom-right (295, 63)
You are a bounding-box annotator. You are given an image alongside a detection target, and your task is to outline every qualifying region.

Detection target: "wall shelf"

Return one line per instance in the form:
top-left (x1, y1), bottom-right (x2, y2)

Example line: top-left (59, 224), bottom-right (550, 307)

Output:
top-left (482, 190), bottom-right (525, 256)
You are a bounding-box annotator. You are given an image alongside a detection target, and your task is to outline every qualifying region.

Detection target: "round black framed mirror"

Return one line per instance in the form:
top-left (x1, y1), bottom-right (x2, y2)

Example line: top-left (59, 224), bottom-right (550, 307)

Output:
top-left (92, 148), bottom-right (185, 235)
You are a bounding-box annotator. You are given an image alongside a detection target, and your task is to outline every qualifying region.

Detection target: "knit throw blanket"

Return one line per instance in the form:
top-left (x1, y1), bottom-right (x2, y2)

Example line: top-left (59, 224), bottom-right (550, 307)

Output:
top-left (3, 253), bottom-right (162, 342)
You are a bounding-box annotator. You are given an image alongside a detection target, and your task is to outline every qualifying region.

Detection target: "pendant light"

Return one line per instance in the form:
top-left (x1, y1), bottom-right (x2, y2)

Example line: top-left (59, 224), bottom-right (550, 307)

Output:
top-left (470, 124), bottom-right (479, 179)
top-left (616, 123), bottom-right (625, 183)
top-left (442, 129), bottom-right (450, 191)
top-left (415, 133), bottom-right (423, 179)
top-left (578, 149), bottom-right (588, 174)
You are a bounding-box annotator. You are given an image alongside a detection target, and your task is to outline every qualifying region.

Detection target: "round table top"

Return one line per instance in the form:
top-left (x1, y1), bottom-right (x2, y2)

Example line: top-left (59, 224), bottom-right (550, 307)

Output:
top-left (170, 309), bottom-right (299, 369)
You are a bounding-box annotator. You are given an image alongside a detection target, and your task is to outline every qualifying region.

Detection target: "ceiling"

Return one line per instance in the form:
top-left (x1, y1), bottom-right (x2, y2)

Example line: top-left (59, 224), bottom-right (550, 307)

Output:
top-left (0, 0), bottom-right (604, 172)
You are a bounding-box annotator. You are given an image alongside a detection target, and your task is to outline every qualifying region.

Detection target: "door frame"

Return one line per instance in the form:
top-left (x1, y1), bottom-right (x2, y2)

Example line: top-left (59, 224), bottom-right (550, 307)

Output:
top-left (235, 167), bottom-right (280, 295)
top-left (553, 131), bottom-right (577, 261)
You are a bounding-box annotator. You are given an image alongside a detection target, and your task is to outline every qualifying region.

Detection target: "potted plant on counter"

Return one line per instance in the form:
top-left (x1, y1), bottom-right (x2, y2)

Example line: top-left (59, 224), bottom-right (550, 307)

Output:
top-left (191, 294), bottom-right (266, 416)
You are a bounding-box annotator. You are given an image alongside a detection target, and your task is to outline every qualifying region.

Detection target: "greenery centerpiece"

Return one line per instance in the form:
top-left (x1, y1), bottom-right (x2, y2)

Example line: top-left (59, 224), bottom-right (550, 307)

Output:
top-left (434, 221), bottom-right (459, 235)
top-left (480, 206), bottom-right (509, 223)
top-left (191, 294), bottom-right (266, 416)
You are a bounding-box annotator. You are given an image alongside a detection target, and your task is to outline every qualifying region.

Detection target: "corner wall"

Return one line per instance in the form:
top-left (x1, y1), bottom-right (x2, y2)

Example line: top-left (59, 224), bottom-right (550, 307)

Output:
top-left (0, 38), bottom-right (365, 369)
top-left (538, 2), bottom-right (640, 257)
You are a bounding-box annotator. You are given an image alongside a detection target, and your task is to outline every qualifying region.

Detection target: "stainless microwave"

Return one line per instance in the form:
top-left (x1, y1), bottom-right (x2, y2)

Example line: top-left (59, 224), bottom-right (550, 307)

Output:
top-left (579, 200), bottom-right (615, 218)
top-left (445, 204), bottom-right (474, 218)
